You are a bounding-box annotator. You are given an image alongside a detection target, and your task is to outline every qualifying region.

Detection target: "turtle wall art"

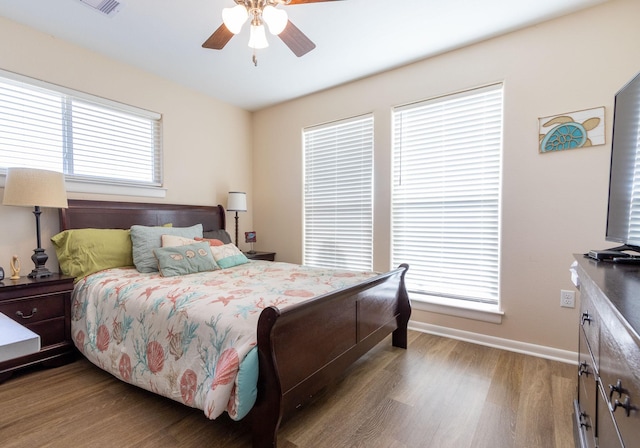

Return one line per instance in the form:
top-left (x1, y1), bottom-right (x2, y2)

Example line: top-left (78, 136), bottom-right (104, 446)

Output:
top-left (538, 107), bottom-right (605, 153)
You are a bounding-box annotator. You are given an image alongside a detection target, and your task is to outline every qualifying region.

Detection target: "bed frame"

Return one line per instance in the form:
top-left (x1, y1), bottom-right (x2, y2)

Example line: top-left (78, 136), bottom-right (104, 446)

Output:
top-left (60, 200), bottom-right (411, 448)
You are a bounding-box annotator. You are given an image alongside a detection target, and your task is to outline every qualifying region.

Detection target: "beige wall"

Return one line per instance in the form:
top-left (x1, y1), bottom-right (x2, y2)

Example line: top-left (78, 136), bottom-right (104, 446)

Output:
top-left (252, 0), bottom-right (639, 352)
top-left (0, 17), bottom-right (254, 271)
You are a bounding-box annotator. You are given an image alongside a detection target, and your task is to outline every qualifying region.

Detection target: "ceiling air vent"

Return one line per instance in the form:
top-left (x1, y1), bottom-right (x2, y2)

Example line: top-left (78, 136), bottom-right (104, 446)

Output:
top-left (77, 0), bottom-right (122, 17)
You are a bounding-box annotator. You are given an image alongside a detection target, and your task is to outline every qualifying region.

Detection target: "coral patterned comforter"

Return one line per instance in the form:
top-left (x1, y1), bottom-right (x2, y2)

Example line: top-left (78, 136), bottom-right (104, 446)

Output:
top-left (71, 260), bottom-right (377, 421)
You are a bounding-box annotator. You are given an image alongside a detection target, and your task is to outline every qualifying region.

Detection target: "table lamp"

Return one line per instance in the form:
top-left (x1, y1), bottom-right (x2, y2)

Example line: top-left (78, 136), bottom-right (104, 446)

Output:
top-left (2, 167), bottom-right (68, 278)
top-left (227, 191), bottom-right (247, 247)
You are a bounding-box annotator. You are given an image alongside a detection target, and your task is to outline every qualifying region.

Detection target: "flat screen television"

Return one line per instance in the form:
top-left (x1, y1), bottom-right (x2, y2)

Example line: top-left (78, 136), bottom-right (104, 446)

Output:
top-left (605, 70), bottom-right (640, 255)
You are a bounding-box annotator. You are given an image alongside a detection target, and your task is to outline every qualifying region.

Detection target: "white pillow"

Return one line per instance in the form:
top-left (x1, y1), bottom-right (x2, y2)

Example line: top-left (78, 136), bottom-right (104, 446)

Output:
top-left (161, 234), bottom-right (198, 247)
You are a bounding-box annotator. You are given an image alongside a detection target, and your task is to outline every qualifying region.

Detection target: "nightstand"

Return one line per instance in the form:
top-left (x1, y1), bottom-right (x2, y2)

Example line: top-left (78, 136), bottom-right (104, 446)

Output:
top-left (244, 251), bottom-right (276, 261)
top-left (0, 274), bottom-right (75, 382)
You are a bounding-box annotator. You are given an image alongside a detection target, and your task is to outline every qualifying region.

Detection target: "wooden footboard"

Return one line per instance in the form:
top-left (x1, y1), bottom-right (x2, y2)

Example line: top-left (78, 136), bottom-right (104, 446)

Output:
top-left (249, 263), bottom-right (410, 448)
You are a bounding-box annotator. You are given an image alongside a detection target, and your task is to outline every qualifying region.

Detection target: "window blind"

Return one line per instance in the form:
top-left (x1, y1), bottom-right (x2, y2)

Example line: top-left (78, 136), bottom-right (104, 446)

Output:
top-left (392, 84), bottom-right (503, 305)
top-left (630, 145), bottom-right (640, 243)
top-left (0, 70), bottom-right (161, 187)
top-left (303, 114), bottom-right (374, 271)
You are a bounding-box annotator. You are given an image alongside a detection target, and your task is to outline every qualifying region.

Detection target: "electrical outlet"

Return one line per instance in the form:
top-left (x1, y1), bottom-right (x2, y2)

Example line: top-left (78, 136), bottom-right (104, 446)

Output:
top-left (560, 289), bottom-right (575, 308)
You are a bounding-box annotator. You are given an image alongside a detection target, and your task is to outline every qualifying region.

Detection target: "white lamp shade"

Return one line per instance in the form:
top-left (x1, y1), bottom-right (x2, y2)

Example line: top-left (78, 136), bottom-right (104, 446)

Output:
top-left (248, 24), bottom-right (269, 49)
top-left (262, 5), bottom-right (288, 35)
top-left (3, 167), bottom-right (68, 208)
top-left (222, 4), bottom-right (248, 34)
top-left (227, 191), bottom-right (247, 212)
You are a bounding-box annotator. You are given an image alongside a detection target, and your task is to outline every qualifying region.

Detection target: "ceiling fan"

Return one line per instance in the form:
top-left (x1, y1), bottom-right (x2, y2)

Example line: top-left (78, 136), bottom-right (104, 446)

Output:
top-left (202, 0), bottom-right (344, 64)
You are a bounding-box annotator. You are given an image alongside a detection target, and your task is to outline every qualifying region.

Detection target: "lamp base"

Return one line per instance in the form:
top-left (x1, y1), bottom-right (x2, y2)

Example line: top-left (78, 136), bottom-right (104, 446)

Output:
top-left (28, 267), bottom-right (53, 279)
top-left (28, 248), bottom-right (53, 279)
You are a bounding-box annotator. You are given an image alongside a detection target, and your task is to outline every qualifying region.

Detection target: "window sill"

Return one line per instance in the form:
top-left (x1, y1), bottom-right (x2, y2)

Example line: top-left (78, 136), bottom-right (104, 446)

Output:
top-left (409, 292), bottom-right (503, 324)
top-left (66, 179), bottom-right (166, 198)
top-left (1, 175), bottom-right (166, 199)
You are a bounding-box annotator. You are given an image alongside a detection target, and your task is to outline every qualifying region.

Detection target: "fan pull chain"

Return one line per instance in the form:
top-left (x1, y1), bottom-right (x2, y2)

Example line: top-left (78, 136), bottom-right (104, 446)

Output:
top-left (252, 49), bottom-right (258, 67)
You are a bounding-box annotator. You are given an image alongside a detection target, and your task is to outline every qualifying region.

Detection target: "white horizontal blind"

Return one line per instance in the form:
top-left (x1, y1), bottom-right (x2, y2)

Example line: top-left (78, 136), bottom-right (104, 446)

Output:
top-left (0, 71), bottom-right (161, 186)
top-left (304, 114), bottom-right (373, 270)
top-left (630, 139), bottom-right (640, 242)
top-left (392, 84), bottom-right (503, 305)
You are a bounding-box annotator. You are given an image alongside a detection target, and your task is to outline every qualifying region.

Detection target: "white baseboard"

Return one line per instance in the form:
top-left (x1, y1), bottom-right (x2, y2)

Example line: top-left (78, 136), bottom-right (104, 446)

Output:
top-left (409, 320), bottom-right (578, 365)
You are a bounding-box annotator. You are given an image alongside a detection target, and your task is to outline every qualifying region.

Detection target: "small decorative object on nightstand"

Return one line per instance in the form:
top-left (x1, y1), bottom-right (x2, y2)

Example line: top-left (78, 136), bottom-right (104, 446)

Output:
top-left (10, 255), bottom-right (20, 280)
top-left (244, 251), bottom-right (276, 261)
top-left (0, 274), bottom-right (75, 382)
top-left (245, 231), bottom-right (257, 254)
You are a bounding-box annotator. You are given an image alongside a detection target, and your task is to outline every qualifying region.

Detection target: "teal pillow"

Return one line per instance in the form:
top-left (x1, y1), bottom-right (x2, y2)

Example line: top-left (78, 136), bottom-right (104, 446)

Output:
top-left (210, 243), bottom-right (249, 269)
top-left (130, 224), bottom-right (203, 273)
top-left (154, 241), bottom-right (218, 277)
top-left (233, 346), bottom-right (259, 420)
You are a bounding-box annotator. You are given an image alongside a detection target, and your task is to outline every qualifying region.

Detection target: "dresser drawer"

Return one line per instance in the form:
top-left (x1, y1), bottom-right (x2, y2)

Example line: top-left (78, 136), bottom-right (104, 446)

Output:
top-left (574, 399), bottom-right (596, 448)
top-left (577, 328), bottom-right (597, 447)
top-left (597, 382), bottom-right (624, 448)
top-left (0, 293), bottom-right (66, 325)
top-left (599, 317), bottom-right (640, 447)
top-left (580, 291), bottom-right (599, 370)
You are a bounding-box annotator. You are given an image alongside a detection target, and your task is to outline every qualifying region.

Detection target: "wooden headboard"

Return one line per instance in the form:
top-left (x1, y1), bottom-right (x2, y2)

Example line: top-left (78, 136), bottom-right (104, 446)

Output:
top-left (60, 200), bottom-right (226, 232)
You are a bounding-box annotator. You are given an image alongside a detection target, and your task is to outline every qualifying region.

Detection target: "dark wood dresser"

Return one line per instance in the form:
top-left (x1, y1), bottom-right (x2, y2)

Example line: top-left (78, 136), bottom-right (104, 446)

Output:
top-left (0, 274), bottom-right (75, 382)
top-left (573, 256), bottom-right (640, 447)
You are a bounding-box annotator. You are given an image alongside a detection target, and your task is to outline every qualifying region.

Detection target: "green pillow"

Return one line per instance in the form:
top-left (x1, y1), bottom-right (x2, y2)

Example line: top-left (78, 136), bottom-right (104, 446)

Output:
top-left (130, 223), bottom-right (203, 273)
top-left (154, 241), bottom-right (218, 277)
top-left (51, 228), bottom-right (134, 280)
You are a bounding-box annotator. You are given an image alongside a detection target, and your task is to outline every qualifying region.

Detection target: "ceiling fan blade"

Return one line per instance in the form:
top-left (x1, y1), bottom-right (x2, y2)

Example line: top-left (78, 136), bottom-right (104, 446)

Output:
top-left (279, 20), bottom-right (316, 57)
top-left (286, 0), bottom-right (345, 4)
top-left (202, 24), bottom-right (234, 50)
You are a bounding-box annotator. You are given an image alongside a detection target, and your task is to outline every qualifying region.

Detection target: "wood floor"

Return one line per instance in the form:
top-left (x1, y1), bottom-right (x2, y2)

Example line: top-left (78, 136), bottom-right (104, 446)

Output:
top-left (0, 331), bottom-right (576, 448)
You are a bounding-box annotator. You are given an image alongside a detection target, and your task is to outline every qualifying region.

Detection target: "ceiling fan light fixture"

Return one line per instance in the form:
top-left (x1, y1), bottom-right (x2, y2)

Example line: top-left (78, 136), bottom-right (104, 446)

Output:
top-left (222, 4), bottom-right (248, 34)
top-left (248, 24), bottom-right (269, 49)
top-left (262, 5), bottom-right (288, 35)
top-left (202, 0), bottom-right (326, 62)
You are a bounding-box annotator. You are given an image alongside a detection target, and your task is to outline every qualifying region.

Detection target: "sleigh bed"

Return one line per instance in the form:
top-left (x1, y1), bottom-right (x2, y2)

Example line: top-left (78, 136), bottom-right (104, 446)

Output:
top-left (59, 199), bottom-right (410, 448)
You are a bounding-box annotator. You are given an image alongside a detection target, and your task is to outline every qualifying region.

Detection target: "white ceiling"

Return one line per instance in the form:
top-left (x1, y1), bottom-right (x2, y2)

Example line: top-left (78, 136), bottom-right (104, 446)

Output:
top-left (0, 0), bottom-right (606, 111)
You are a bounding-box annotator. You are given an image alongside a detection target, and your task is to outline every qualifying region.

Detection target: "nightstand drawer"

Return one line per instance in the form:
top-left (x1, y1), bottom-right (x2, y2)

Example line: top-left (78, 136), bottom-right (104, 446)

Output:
top-left (0, 294), bottom-right (66, 325)
top-left (26, 317), bottom-right (66, 347)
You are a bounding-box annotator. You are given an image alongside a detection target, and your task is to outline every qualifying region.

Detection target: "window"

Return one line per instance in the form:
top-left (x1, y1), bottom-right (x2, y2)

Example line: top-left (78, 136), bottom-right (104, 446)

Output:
top-left (0, 70), bottom-right (162, 191)
top-left (303, 114), bottom-right (374, 270)
top-left (392, 84), bottom-right (503, 307)
top-left (632, 156), bottom-right (640, 243)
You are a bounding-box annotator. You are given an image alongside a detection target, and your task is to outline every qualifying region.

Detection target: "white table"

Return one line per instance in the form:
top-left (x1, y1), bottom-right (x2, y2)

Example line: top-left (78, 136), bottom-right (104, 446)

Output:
top-left (0, 312), bottom-right (40, 363)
